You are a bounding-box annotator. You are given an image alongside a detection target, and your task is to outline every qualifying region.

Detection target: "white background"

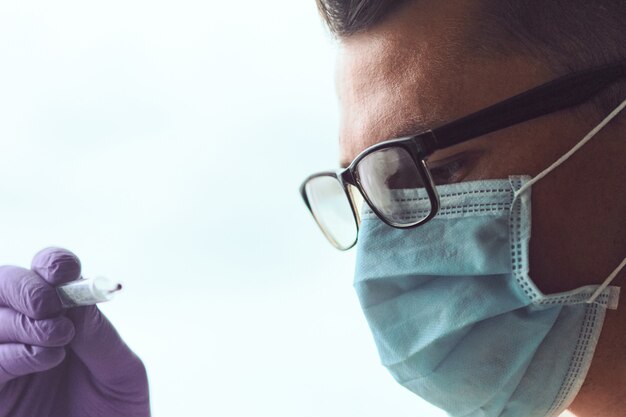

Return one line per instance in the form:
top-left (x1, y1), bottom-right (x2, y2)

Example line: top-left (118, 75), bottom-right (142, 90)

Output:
top-left (0, 1), bottom-right (445, 416)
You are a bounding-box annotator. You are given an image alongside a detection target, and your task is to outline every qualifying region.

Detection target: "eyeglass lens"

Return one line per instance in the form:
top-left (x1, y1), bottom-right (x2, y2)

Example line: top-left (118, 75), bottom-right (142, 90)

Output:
top-left (355, 147), bottom-right (432, 225)
top-left (304, 175), bottom-right (358, 249)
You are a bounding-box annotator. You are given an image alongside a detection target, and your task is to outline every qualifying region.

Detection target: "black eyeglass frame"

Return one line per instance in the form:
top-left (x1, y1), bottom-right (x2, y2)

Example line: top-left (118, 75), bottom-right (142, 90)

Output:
top-left (301, 60), bottom-right (626, 250)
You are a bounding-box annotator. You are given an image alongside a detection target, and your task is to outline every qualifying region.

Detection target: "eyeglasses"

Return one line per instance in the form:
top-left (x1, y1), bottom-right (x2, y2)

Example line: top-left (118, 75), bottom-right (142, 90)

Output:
top-left (300, 60), bottom-right (626, 250)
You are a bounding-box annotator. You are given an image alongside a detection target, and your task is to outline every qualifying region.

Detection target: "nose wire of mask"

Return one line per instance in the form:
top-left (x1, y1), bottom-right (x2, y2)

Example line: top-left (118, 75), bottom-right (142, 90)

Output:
top-left (512, 97), bottom-right (626, 305)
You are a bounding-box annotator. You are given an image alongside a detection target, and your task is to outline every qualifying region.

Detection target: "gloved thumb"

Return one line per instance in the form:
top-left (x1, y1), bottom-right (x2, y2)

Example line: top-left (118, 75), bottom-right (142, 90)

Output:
top-left (31, 247), bottom-right (81, 286)
top-left (65, 306), bottom-right (149, 397)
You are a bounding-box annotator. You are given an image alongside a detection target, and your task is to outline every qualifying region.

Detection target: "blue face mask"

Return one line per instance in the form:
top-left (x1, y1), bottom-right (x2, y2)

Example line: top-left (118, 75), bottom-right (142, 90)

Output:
top-left (353, 101), bottom-right (626, 417)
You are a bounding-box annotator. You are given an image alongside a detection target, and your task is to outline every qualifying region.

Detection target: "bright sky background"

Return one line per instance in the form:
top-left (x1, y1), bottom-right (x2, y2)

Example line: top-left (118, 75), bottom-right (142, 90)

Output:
top-left (0, 1), bottom-right (446, 416)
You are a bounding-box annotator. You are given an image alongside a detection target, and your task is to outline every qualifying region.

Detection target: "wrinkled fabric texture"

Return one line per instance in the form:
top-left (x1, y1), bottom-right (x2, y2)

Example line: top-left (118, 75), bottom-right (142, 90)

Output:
top-left (0, 247), bottom-right (150, 417)
top-left (354, 176), bottom-right (620, 417)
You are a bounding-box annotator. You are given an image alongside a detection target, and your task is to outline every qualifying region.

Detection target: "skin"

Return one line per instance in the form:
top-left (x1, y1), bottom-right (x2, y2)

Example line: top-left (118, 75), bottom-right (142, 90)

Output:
top-left (335, 0), bottom-right (626, 415)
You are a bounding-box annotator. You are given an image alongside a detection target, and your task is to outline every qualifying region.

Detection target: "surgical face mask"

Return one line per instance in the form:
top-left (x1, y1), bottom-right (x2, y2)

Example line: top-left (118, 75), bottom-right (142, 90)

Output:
top-left (353, 100), bottom-right (626, 417)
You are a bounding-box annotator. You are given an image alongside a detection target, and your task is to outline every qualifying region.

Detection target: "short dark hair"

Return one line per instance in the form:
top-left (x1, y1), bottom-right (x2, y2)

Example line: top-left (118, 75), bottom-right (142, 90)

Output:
top-left (315, 0), bottom-right (410, 36)
top-left (316, 0), bottom-right (626, 114)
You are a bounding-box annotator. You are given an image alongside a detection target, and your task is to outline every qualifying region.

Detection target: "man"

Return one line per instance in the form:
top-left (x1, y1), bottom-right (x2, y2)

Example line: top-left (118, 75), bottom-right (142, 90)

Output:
top-left (0, 2), bottom-right (624, 417)
top-left (300, 0), bottom-right (625, 416)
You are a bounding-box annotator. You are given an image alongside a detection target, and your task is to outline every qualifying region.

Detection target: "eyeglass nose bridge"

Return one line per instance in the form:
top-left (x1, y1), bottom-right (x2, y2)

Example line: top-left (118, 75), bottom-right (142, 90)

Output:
top-left (337, 169), bottom-right (363, 229)
top-left (347, 184), bottom-right (365, 227)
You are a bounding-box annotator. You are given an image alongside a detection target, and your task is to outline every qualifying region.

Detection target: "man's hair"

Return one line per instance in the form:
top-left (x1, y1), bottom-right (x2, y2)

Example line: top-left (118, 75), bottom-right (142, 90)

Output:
top-left (316, 0), bottom-right (626, 114)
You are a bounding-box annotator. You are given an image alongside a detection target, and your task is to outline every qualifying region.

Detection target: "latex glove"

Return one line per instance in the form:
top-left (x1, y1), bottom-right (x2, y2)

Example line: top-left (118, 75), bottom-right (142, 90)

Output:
top-left (0, 248), bottom-right (150, 417)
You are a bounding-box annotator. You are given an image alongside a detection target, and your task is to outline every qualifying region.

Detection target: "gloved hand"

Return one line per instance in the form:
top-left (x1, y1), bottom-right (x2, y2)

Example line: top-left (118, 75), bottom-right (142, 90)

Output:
top-left (0, 248), bottom-right (150, 417)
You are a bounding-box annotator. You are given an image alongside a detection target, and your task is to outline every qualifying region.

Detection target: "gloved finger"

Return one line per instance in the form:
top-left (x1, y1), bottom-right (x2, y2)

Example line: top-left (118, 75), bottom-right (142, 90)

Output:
top-left (67, 306), bottom-right (148, 396)
top-left (0, 307), bottom-right (75, 347)
top-left (0, 266), bottom-right (63, 320)
top-left (31, 247), bottom-right (81, 286)
top-left (0, 343), bottom-right (66, 385)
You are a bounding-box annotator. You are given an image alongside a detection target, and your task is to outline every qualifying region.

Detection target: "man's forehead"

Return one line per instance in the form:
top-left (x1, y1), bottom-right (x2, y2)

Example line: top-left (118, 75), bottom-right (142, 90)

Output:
top-left (336, 33), bottom-right (460, 167)
top-left (333, 0), bottom-right (476, 166)
top-left (334, 0), bottom-right (553, 168)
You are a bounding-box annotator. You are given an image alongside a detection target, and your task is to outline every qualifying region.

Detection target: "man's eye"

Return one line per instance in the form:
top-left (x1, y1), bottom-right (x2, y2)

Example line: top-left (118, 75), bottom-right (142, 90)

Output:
top-left (429, 157), bottom-right (467, 185)
top-left (379, 153), bottom-right (477, 190)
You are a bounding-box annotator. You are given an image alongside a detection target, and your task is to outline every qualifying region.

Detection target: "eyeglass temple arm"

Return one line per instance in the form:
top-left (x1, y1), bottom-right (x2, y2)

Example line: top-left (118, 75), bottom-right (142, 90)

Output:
top-left (426, 61), bottom-right (626, 152)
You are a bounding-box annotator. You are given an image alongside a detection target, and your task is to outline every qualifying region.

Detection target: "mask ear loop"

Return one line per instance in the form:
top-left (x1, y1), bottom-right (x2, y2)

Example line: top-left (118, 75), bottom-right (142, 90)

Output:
top-left (514, 98), bottom-right (626, 199)
top-left (588, 257), bottom-right (626, 304)
top-left (510, 98), bottom-right (626, 305)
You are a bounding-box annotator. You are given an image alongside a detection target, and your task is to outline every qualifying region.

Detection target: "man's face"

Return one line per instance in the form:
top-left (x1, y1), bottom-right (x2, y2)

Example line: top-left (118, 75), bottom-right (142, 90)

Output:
top-left (335, 0), bottom-right (626, 414)
top-left (336, 0), bottom-right (625, 295)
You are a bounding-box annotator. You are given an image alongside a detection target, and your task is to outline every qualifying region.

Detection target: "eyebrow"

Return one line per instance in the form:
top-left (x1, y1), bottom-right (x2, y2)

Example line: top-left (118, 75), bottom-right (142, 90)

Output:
top-left (339, 118), bottom-right (436, 168)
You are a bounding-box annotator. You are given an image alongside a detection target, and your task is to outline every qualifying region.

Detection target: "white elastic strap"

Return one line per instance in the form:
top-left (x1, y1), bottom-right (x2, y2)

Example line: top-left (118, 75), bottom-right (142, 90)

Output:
top-left (587, 257), bottom-right (626, 304)
top-left (508, 98), bottom-right (626, 304)
top-left (514, 98), bottom-right (626, 199)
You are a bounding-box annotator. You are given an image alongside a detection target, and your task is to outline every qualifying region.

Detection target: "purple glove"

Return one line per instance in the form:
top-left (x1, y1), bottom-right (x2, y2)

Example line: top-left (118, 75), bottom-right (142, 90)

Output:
top-left (0, 248), bottom-right (150, 417)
